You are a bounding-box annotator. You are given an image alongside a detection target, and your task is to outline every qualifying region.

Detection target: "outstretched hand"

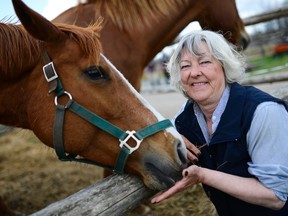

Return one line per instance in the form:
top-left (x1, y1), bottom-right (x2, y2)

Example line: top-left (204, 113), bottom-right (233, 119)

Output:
top-left (151, 165), bottom-right (202, 204)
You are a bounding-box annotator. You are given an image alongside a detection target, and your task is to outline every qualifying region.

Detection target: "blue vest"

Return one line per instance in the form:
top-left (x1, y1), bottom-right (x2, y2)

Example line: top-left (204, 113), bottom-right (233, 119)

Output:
top-left (175, 83), bottom-right (288, 216)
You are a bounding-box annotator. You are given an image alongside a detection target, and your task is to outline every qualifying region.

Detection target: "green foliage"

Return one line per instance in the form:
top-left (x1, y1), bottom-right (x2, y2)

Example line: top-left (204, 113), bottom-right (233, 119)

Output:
top-left (247, 54), bottom-right (288, 76)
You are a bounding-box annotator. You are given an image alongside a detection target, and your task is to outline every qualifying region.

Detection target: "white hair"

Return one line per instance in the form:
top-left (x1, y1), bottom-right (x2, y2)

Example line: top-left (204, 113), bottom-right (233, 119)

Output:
top-left (167, 30), bottom-right (246, 94)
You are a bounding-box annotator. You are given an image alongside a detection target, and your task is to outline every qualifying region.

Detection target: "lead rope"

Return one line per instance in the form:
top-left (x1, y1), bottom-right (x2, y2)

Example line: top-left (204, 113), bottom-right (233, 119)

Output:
top-left (42, 51), bottom-right (173, 174)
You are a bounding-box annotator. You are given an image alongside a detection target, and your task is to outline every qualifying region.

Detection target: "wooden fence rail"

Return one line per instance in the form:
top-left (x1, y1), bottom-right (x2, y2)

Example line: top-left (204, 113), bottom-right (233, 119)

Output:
top-left (31, 174), bottom-right (156, 216)
top-left (242, 71), bottom-right (288, 85)
top-left (243, 7), bottom-right (288, 26)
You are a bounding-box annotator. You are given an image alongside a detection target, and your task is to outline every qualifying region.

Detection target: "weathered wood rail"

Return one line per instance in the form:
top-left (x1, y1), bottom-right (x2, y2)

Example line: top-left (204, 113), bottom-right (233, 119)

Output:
top-left (243, 7), bottom-right (288, 26)
top-left (242, 72), bottom-right (288, 101)
top-left (242, 71), bottom-right (288, 85)
top-left (31, 174), bottom-right (156, 216)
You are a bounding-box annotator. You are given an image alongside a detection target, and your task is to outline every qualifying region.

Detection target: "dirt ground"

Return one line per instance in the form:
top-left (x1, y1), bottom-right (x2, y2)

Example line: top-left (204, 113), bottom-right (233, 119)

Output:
top-left (1, 80), bottom-right (287, 216)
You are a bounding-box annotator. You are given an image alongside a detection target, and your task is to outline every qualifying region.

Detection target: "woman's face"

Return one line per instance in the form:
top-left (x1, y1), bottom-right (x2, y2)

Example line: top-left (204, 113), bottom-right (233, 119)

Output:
top-left (179, 43), bottom-right (226, 106)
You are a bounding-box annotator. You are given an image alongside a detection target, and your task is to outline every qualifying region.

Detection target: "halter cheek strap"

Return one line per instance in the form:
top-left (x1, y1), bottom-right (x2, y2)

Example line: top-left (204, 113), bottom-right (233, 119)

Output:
top-left (42, 51), bottom-right (173, 174)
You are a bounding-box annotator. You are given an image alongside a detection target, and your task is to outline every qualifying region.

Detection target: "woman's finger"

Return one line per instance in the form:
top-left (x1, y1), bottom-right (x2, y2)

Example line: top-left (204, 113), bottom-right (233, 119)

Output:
top-left (181, 135), bottom-right (201, 156)
top-left (187, 150), bottom-right (198, 162)
top-left (151, 181), bottom-right (183, 203)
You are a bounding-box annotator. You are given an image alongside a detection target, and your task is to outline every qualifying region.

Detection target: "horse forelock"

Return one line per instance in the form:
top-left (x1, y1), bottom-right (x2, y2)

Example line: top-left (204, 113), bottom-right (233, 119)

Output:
top-left (0, 23), bottom-right (40, 78)
top-left (84, 0), bottom-right (189, 30)
top-left (56, 20), bottom-right (103, 63)
top-left (0, 20), bottom-right (103, 79)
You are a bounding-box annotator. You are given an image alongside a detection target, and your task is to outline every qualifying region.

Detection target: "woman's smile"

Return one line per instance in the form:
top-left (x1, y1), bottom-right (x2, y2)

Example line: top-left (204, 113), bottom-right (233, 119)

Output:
top-left (191, 82), bottom-right (208, 86)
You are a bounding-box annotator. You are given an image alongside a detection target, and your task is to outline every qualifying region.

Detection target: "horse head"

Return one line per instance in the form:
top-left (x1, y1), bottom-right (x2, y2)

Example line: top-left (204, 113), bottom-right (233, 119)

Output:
top-left (4, 0), bottom-right (187, 190)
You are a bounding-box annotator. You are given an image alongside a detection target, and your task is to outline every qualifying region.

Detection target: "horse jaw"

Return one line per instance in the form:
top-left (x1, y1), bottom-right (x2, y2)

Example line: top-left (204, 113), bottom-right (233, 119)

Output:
top-left (240, 30), bottom-right (251, 50)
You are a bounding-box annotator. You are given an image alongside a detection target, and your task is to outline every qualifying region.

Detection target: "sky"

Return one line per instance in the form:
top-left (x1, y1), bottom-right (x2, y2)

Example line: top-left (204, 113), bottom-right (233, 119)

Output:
top-left (1, 0), bottom-right (286, 22)
top-left (1, 0), bottom-right (80, 21)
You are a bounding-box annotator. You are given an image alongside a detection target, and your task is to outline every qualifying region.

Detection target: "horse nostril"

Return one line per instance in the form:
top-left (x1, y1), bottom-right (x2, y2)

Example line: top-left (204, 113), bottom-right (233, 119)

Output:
top-left (177, 139), bottom-right (187, 165)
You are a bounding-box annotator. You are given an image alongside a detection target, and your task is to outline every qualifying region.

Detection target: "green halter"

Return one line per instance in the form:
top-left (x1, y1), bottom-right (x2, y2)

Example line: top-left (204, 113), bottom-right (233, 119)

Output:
top-left (42, 52), bottom-right (173, 174)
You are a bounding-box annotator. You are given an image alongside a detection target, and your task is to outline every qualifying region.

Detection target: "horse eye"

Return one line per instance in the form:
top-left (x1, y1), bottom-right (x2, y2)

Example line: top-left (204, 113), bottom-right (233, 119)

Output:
top-left (84, 66), bottom-right (108, 80)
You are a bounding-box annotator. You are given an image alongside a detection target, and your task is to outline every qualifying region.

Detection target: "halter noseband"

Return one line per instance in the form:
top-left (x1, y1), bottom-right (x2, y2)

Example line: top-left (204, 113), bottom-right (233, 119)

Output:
top-left (42, 52), bottom-right (173, 174)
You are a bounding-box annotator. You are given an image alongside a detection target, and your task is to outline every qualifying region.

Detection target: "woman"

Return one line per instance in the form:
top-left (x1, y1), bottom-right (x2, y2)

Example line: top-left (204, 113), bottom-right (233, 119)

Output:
top-left (151, 30), bottom-right (288, 216)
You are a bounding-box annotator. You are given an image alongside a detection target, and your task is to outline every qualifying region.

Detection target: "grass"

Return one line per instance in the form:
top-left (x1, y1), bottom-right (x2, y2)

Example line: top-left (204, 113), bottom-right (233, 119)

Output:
top-left (246, 54), bottom-right (288, 76)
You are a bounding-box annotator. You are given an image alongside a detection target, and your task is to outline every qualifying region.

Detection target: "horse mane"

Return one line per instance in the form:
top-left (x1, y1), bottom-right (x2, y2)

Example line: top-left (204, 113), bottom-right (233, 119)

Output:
top-left (84, 0), bottom-right (189, 30)
top-left (0, 22), bottom-right (40, 78)
top-left (0, 19), bottom-right (103, 79)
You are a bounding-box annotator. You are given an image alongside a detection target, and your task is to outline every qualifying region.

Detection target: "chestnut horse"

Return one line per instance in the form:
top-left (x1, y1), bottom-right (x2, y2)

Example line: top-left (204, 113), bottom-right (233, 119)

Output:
top-left (0, 0), bottom-right (187, 214)
top-left (53, 0), bottom-right (250, 91)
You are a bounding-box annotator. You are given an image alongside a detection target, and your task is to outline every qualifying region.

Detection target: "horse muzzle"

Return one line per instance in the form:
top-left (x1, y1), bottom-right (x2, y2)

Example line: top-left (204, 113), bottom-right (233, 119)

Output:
top-left (142, 138), bottom-right (188, 190)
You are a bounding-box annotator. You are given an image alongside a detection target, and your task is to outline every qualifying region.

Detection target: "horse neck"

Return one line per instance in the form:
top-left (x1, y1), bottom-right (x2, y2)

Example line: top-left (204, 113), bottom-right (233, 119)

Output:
top-left (0, 23), bottom-right (41, 129)
top-left (137, 0), bottom-right (208, 64)
top-left (99, 0), bottom-right (208, 90)
top-left (53, 1), bottom-right (208, 91)
top-left (56, 1), bottom-right (207, 65)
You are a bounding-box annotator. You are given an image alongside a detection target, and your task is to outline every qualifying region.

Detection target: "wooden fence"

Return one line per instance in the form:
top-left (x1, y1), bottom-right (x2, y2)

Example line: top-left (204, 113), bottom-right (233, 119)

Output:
top-left (31, 174), bottom-right (156, 216)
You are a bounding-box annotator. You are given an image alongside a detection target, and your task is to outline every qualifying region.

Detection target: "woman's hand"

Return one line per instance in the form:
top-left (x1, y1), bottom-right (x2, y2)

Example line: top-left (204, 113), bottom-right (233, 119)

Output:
top-left (152, 164), bottom-right (286, 210)
top-left (151, 165), bottom-right (202, 204)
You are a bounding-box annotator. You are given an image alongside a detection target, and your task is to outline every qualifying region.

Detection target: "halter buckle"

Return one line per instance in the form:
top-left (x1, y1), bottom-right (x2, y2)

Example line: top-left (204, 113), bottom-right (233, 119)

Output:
top-left (43, 62), bottom-right (58, 82)
top-left (119, 130), bottom-right (143, 154)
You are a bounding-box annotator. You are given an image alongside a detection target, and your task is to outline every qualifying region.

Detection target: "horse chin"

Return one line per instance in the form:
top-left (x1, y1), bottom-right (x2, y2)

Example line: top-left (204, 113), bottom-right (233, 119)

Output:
top-left (240, 30), bottom-right (251, 50)
top-left (143, 162), bottom-right (182, 190)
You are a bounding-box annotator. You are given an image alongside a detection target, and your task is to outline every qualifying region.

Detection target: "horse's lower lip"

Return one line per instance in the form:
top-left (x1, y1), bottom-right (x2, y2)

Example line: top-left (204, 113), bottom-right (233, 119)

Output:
top-left (145, 163), bottom-right (177, 188)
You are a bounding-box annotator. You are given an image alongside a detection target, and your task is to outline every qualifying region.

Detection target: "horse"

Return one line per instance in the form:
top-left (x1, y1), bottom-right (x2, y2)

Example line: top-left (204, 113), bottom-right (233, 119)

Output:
top-left (53, 0), bottom-right (250, 91)
top-left (0, 0), bottom-right (187, 214)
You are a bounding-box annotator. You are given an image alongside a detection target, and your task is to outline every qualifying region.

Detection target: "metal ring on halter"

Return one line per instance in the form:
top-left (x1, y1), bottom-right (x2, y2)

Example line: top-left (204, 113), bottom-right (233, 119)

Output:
top-left (54, 91), bottom-right (73, 108)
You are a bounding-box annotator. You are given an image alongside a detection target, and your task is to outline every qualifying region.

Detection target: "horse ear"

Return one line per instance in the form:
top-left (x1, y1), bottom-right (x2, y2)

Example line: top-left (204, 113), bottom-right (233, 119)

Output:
top-left (12, 0), bottom-right (66, 43)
